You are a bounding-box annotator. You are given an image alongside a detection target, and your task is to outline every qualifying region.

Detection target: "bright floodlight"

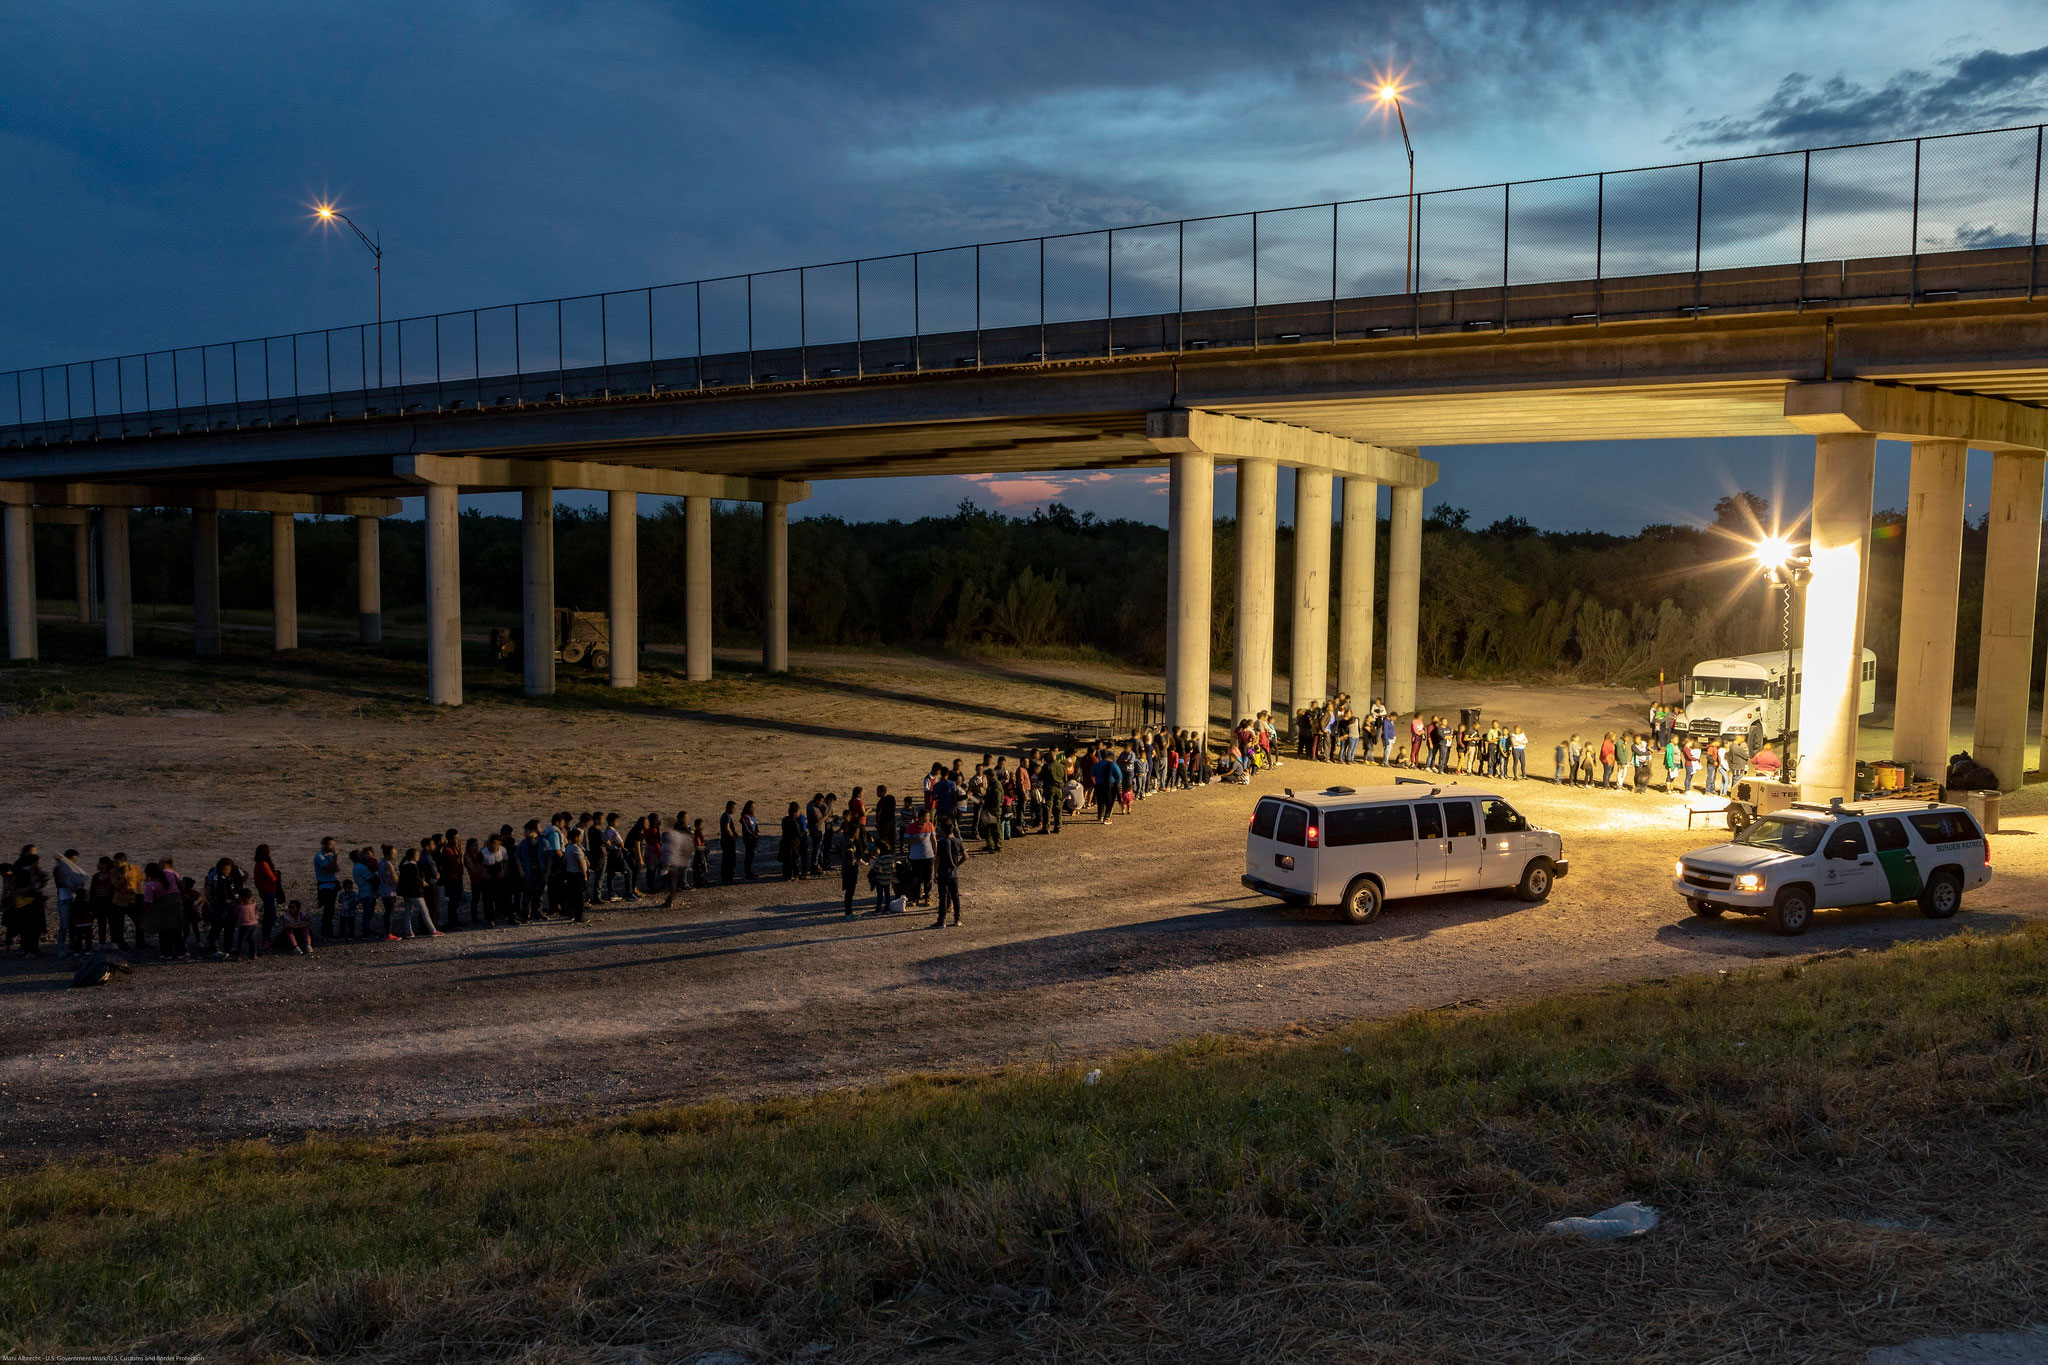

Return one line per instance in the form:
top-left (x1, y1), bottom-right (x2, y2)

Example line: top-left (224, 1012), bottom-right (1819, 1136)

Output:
top-left (315, 204), bottom-right (335, 219)
top-left (1754, 534), bottom-right (1792, 569)
top-left (1377, 83), bottom-right (1401, 102)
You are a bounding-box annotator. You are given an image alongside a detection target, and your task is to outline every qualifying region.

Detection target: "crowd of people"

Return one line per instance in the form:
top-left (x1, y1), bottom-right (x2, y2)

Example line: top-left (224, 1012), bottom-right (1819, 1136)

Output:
top-left (0, 700), bottom-right (1787, 963)
top-left (0, 728), bottom-right (1276, 963)
top-left (1290, 696), bottom-right (1784, 796)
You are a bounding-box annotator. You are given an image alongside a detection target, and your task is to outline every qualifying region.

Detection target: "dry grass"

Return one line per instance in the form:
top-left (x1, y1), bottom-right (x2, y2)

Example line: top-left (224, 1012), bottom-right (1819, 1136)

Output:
top-left (6, 926), bottom-right (2048, 1362)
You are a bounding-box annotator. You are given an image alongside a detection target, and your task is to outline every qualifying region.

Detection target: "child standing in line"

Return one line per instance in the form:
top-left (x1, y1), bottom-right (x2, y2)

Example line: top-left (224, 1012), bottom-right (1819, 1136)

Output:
top-left (337, 878), bottom-right (360, 939)
top-left (690, 819), bottom-right (709, 891)
top-left (231, 891), bottom-right (261, 961)
top-left (839, 834), bottom-right (867, 919)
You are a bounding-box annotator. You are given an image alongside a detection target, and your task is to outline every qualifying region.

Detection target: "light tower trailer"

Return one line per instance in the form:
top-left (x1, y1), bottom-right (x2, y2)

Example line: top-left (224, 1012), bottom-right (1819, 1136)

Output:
top-left (1670, 647), bottom-right (1877, 747)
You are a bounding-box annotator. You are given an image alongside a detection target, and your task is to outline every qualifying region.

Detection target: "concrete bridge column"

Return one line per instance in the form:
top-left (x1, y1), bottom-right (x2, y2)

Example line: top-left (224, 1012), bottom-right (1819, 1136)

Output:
top-left (522, 485), bottom-right (555, 697)
top-left (356, 516), bottom-right (382, 646)
top-left (1166, 452), bottom-right (1215, 736)
top-left (192, 507), bottom-right (222, 657)
top-left (762, 499), bottom-right (788, 674)
top-left (608, 490), bottom-right (638, 688)
top-left (1337, 478), bottom-right (1378, 705)
top-left (73, 523), bottom-right (93, 624)
top-left (1892, 439), bottom-right (1968, 781)
top-left (684, 495), bottom-right (712, 682)
top-left (101, 507), bottom-right (133, 659)
top-left (1972, 451), bottom-right (2046, 791)
top-left (1384, 485), bottom-right (1423, 715)
top-left (3, 500), bottom-right (34, 662)
top-left (1290, 467), bottom-right (1332, 708)
top-left (1798, 433), bottom-right (1878, 803)
top-left (1232, 458), bottom-right (1278, 723)
top-left (271, 513), bottom-right (299, 651)
top-left (425, 484), bottom-right (463, 706)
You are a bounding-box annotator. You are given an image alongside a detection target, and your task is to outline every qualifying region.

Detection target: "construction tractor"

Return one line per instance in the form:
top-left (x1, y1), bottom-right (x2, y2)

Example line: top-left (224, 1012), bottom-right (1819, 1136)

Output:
top-left (490, 610), bottom-right (615, 672)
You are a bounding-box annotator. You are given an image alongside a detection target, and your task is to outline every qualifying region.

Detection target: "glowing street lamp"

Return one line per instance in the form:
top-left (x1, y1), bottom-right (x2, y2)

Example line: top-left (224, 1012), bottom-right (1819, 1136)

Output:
top-left (1755, 535), bottom-right (1812, 743)
top-left (313, 203), bottom-right (384, 388)
top-left (1374, 79), bottom-right (1417, 293)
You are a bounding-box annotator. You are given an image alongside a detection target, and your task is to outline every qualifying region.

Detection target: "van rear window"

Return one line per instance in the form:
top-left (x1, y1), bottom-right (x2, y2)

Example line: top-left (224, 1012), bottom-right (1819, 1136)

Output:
top-left (1275, 805), bottom-right (1308, 847)
top-left (1325, 805), bottom-right (1414, 846)
top-left (1250, 799), bottom-right (1281, 839)
top-left (1909, 810), bottom-right (1984, 844)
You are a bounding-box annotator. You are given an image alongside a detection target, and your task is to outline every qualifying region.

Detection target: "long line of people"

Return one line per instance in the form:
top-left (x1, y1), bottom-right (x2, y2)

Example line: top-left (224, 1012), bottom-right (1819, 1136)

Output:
top-left (1293, 697), bottom-right (1787, 795)
top-left (0, 726), bottom-right (1275, 962)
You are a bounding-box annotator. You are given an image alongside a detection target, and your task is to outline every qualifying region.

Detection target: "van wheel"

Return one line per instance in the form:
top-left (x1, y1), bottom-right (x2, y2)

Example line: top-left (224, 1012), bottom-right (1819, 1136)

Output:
top-left (1768, 886), bottom-right (1814, 936)
top-left (1918, 871), bottom-right (1962, 920)
top-left (1688, 898), bottom-right (1724, 919)
top-left (1516, 859), bottom-right (1554, 902)
top-left (1339, 877), bottom-right (1383, 924)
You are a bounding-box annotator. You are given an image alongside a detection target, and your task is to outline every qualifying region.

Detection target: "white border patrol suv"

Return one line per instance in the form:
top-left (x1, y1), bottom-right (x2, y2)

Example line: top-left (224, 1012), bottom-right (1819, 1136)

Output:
top-left (1674, 797), bottom-right (1991, 935)
top-left (1243, 783), bottom-right (1568, 923)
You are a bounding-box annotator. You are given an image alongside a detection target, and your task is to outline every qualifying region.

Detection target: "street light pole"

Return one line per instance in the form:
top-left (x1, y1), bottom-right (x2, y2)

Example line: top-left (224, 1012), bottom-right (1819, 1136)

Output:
top-left (316, 205), bottom-right (383, 388)
top-left (1376, 84), bottom-right (1417, 294)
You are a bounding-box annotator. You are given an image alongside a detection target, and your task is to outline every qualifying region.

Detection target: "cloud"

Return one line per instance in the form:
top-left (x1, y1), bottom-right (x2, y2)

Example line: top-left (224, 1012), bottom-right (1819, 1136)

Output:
top-left (1677, 44), bottom-right (2048, 150)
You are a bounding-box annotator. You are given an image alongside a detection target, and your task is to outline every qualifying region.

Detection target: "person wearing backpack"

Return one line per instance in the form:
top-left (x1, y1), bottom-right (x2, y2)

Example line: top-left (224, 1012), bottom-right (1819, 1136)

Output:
top-left (932, 817), bottom-right (966, 928)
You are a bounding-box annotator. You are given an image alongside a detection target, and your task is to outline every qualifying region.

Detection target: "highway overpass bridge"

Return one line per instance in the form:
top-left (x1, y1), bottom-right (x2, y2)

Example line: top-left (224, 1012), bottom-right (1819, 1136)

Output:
top-left (6, 122), bottom-right (2048, 801)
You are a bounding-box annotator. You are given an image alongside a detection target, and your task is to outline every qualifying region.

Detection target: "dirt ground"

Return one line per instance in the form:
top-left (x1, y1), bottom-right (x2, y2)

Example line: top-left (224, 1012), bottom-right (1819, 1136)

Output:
top-left (4, 647), bottom-right (2045, 1165)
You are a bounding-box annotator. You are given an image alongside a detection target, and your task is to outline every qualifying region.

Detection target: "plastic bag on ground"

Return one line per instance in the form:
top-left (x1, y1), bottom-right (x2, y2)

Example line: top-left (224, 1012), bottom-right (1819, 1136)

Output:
top-left (1543, 1201), bottom-right (1659, 1239)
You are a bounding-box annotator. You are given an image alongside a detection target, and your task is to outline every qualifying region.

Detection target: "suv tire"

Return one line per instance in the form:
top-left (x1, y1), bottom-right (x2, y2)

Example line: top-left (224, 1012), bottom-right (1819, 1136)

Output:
top-left (1918, 870), bottom-right (1962, 920)
top-left (1339, 877), bottom-right (1383, 925)
top-left (1516, 859), bottom-right (1554, 902)
top-left (1768, 885), bottom-right (1814, 936)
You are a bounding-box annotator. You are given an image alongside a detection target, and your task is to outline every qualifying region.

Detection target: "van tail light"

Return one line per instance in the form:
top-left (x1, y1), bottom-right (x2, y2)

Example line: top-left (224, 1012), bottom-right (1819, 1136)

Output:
top-left (1306, 820), bottom-right (1320, 846)
top-left (1985, 840), bottom-right (1993, 868)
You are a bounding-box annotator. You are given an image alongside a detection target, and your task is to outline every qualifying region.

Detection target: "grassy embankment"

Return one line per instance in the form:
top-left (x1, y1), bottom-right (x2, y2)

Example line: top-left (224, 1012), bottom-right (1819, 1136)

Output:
top-left (5, 926), bottom-right (2048, 1360)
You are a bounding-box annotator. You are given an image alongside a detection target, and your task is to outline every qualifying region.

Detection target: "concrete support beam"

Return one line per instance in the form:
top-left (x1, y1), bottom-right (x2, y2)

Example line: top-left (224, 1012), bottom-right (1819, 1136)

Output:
top-left (1147, 408), bottom-right (1437, 488)
top-left (762, 500), bottom-right (789, 674)
top-left (3, 501), bottom-right (35, 662)
top-left (1973, 451), bottom-right (2045, 791)
top-left (270, 513), bottom-right (299, 651)
top-left (522, 486), bottom-right (555, 697)
top-left (1166, 452), bottom-right (1215, 735)
top-left (1786, 380), bottom-right (2048, 452)
top-left (1337, 477), bottom-right (1378, 704)
top-left (1797, 434), bottom-right (1877, 803)
top-left (356, 515), bottom-right (382, 645)
top-left (684, 495), bottom-right (713, 682)
top-left (393, 453), bottom-right (808, 506)
top-left (425, 483), bottom-right (462, 707)
top-left (608, 490), bottom-right (639, 688)
top-left (1232, 457), bottom-right (1278, 722)
top-left (1290, 467), bottom-right (1333, 707)
top-left (72, 523), bottom-right (91, 624)
top-left (0, 481), bottom-right (399, 518)
top-left (1384, 485), bottom-right (1423, 715)
top-left (192, 508), bottom-right (222, 657)
top-left (1892, 440), bottom-right (1969, 780)
top-left (101, 507), bottom-right (133, 659)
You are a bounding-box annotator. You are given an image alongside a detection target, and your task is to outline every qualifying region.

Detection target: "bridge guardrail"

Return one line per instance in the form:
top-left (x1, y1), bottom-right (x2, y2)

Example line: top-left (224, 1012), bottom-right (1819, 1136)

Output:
top-left (3, 122), bottom-right (2043, 447)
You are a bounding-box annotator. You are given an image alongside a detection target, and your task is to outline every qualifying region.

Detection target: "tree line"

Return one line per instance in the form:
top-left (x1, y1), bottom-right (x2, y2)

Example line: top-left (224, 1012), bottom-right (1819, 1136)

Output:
top-left (26, 491), bottom-right (2009, 699)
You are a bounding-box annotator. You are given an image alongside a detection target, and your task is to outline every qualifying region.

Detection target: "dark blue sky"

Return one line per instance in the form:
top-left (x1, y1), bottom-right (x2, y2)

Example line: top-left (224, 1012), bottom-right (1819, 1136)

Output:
top-left (5, 1), bottom-right (2045, 530)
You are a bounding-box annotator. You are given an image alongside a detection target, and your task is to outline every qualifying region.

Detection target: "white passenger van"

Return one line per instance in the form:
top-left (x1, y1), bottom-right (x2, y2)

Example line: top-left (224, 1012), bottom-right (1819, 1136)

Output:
top-left (1242, 783), bottom-right (1569, 924)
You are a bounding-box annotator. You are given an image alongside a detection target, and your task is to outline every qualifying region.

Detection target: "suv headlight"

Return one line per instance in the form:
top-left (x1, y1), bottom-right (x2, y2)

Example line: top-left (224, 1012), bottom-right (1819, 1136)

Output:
top-left (1735, 873), bottom-right (1763, 891)
top-left (1674, 859), bottom-right (1685, 877)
